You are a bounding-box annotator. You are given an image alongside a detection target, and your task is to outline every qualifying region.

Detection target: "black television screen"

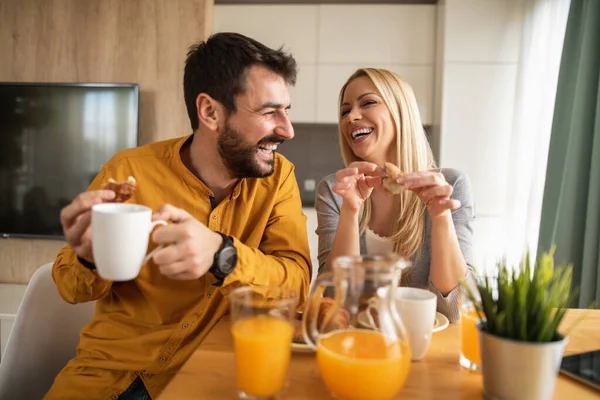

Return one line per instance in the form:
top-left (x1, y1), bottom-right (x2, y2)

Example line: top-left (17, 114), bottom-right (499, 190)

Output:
top-left (0, 83), bottom-right (139, 239)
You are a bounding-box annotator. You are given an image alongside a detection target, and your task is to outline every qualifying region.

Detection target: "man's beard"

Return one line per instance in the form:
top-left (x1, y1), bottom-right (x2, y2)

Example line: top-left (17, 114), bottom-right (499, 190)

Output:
top-left (217, 121), bottom-right (282, 179)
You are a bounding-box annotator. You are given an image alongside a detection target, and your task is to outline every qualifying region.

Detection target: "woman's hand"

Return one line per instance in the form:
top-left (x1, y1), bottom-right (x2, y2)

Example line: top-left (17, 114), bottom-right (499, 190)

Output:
top-left (398, 170), bottom-right (461, 218)
top-left (332, 162), bottom-right (382, 212)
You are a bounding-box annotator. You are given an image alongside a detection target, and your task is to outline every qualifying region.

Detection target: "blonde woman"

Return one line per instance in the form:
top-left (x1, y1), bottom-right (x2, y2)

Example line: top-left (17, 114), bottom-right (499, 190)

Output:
top-left (315, 68), bottom-right (475, 322)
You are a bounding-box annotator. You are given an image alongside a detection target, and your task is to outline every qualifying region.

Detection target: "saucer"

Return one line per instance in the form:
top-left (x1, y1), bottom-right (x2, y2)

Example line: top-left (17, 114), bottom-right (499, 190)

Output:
top-left (433, 312), bottom-right (449, 332)
top-left (291, 311), bottom-right (314, 353)
top-left (357, 310), bottom-right (450, 332)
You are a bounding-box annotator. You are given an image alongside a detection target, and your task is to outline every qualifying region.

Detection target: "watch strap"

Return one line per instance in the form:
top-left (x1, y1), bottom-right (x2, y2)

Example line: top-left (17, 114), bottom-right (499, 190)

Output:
top-left (77, 256), bottom-right (97, 271)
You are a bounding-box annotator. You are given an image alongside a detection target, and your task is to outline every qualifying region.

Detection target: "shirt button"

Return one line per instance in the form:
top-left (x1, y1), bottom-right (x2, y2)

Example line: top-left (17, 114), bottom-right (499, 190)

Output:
top-left (160, 356), bottom-right (167, 362)
top-left (182, 323), bottom-right (188, 329)
top-left (207, 293), bottom-right (212, 298)
top-left (212, 214), bottom-right (217, 219)
top-left (113, 396), bottom-right (119, 400)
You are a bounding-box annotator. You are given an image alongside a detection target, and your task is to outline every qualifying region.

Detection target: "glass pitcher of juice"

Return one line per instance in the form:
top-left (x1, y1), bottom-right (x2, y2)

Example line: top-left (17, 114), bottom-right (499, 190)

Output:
top-left (302, 254), bottom-right (412, 400)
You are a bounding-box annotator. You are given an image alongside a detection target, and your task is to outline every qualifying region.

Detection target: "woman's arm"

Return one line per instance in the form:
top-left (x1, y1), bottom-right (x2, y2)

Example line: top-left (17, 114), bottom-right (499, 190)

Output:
top-left (400, 169), bottom-right (475, 294)
top-left (314, 178), bottom-right (354, 274)
top-left (315, 162), bottom-right (381, 274)
top-left (429, 171), bottom-right (475, 294)
top-left (325, 203), bottom-right (361, 272)
top-left (429, 211), bottom-right (467, 294)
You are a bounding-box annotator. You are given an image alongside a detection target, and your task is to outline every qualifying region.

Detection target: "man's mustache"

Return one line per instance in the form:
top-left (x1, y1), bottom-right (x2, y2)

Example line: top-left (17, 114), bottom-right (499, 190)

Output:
top-left (257, 135), bottom-right (285, 146)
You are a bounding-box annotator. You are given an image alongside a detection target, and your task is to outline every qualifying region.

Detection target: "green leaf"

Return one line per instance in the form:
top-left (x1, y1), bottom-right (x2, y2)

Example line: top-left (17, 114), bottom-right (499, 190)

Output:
top-left (480, 277), bottom-right (497, 332)
top-left (467, 246), bottom-right (587, 343)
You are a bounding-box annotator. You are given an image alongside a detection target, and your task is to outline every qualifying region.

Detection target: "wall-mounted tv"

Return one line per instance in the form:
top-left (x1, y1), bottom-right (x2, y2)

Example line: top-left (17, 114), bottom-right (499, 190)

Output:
top-left (0, 83), bottom-right (139, 239)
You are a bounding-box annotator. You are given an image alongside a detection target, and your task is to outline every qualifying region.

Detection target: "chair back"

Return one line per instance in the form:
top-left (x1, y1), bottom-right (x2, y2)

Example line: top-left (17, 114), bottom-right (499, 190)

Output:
top-left (0, 262), bottom-right (95, 399)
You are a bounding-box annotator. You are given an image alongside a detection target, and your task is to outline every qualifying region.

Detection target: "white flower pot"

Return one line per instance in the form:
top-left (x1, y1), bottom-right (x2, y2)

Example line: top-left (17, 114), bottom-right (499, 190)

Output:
top-left (479, 328), bottom-right (568, 400)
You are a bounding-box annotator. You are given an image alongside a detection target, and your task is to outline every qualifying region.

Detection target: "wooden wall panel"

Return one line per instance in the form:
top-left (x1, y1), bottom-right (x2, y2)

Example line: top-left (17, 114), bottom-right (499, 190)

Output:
top-left (215, 0), bottom-right (437, 3)
top-left (0, 0), bottom-right (213, 143)
top-left (0, 0), bottom-right (213, 284)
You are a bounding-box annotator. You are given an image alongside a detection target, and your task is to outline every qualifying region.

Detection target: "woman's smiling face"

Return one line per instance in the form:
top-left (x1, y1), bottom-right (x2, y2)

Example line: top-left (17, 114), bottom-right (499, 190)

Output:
top-left (339, 76), bottom-right (396, 164)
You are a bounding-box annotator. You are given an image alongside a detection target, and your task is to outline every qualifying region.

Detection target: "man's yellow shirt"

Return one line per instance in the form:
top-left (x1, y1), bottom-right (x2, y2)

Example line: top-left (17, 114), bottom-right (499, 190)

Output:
top-left (45, 135), bottom-right (311, 399)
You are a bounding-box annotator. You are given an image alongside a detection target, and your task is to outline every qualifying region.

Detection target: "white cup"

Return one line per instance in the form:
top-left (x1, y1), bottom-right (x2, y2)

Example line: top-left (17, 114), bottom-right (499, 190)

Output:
top-left (394, 287), bottom-right (437, 361)
top-left (367, 287), bottom-right (437, 361)
top-left (91, 203), bottom-right (167, 281)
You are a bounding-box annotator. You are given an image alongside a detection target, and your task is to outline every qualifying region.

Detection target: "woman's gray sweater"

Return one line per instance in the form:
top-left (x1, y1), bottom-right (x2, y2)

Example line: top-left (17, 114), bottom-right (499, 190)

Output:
top-left (314, 168), bottom-right (475, 323)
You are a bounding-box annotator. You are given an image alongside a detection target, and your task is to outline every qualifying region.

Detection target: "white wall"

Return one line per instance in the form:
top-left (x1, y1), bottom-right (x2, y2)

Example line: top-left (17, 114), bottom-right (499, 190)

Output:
top-left (436, 0), bottom-right (524, 269)
top-left (214, 4), bottom-right (436, 125)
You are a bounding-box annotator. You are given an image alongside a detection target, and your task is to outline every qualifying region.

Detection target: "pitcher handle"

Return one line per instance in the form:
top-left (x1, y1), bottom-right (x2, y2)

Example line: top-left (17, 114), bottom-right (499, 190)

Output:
top-left (301, 272), bottom-right (334, 350)
top-left (365, 297), bottom-right (381, 330)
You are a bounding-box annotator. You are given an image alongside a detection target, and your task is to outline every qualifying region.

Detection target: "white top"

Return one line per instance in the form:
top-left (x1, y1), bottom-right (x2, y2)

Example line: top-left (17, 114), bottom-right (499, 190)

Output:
top-left (365, 228), bottom-right (394, 254)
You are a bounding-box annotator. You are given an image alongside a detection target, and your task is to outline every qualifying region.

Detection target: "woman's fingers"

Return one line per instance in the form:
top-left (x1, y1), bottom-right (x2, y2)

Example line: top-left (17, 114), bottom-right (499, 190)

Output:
top-left (332, 182), bottom-right (350, 193)
top-left (418, 184), bottom-right (453, 204)
top-left (332, 176), bottom-right (374, 212)
top-left (363, 176), bottom-right (383, 189)
top-left (356, 177), bottom-right (375, 199)
top-left (399, 171), bottom-right (445, 189)
top-left (336, 167), bottom-right (359, 181)
top-left (336, 162), bottom-right (383, 181)
top-left (442, 199), bottom-right (462, 210)
top-left (347, 161), bottom-right (379, 174)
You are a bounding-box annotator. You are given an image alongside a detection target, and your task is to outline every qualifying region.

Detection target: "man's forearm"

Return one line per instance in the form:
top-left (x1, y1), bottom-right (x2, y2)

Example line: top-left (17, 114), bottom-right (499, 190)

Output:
top-left (222, 238), bottom-right (311, 307)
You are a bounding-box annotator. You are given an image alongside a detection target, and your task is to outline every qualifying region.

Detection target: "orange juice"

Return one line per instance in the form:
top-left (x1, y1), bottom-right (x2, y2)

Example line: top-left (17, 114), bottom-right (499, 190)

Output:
top-left (232, 315), bottom-right (294, 397)
top-left (316, 329), bottom-right (411, 400)
top-left (460, 308), bottom-right (481, 367)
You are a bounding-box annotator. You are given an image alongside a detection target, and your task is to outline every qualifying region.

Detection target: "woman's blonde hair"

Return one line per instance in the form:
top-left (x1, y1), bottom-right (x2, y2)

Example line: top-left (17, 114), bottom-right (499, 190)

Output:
top-left (338, 68), bottom-right (437, 260)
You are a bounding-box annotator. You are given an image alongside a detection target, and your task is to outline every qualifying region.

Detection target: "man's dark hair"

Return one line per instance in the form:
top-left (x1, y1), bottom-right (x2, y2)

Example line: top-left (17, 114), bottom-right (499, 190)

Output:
top-left (183, 32), bottom-right (298, 130)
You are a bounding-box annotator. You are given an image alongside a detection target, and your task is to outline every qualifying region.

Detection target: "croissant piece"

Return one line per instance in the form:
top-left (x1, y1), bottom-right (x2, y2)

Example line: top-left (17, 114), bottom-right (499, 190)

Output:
top-left (102, 176), bottom-right (137, 203)
top-left (381, 162), bottom-right (405, 195)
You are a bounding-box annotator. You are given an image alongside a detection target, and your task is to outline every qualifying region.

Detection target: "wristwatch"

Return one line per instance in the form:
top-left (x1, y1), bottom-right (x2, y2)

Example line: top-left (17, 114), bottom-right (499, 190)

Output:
top-left (209, 232), bottom-right (238, 282)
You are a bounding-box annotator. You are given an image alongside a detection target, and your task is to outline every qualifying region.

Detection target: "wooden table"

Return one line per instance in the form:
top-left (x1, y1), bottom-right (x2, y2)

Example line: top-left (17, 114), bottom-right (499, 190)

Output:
top-left (160, 309), bottom-right (600, 399)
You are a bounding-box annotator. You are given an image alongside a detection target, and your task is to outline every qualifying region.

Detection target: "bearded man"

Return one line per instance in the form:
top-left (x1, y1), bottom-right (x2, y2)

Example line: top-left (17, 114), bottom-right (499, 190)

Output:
top-left (47, 32), bottom-right (311, 400)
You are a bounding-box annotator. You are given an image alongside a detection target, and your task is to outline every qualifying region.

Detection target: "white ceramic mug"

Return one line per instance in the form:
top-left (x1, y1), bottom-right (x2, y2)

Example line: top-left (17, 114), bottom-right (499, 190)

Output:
top-left (367, 287), bottom-right (437, 361)
top-left (91, 203), bottom-right (167, 281)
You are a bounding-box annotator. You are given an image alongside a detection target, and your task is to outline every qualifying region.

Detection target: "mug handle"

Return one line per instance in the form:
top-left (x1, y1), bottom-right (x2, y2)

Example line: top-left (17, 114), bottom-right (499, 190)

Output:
top-left (301, 272), bottom-right (335, 350)
top-left (366, 297), bottom-right (381, 330)
top-left (142, 220), bottom-right (168, 265)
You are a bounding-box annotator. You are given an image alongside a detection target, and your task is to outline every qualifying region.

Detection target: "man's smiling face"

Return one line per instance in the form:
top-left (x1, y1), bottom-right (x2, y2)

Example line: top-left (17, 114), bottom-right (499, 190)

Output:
top-left (218, 64), bottom-right (294, 178)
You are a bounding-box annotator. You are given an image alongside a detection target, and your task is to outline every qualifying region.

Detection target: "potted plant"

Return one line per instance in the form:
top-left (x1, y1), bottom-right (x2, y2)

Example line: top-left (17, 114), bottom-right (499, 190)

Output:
top-left (464, 247), bottom-right (583, 400)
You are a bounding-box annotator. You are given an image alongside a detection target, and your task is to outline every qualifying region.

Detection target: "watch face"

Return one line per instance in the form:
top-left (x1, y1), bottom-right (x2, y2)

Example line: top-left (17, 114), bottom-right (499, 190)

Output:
top-left (219, 246), bottom-right (238, 273)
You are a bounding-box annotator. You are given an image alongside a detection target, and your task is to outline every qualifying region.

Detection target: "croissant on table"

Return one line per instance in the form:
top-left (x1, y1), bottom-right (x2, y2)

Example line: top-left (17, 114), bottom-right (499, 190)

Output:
top-left (317, 297), bottom-right (351, 333)
top-left (292, 298), bottom-right (351, 344)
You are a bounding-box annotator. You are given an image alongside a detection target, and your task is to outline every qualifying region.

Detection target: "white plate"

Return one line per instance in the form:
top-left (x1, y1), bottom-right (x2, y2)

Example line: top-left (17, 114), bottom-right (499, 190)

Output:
top-left (357, 310), bottom-right (450, 333)
top-left (292, 342), bottom-right (315, 353)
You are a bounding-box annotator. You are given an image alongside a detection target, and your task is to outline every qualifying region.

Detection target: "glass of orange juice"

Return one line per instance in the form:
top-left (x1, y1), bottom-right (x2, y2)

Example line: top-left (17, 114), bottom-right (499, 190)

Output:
top-left (459, 272), bottom-right (491, 372)
top-left (460, 300), bottom-right (483, 371)
top-left (229, 286), bottom-right (298, 400)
